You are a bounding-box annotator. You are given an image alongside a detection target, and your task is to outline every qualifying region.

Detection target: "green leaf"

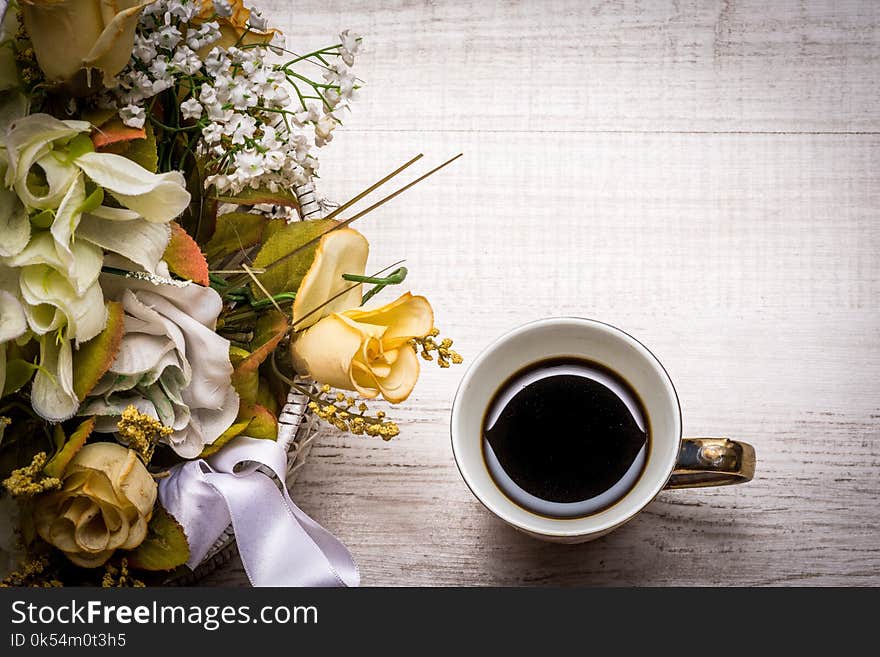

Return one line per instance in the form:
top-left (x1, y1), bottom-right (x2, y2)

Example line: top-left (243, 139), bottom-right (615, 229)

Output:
top-left (250, 218), bottom-right (337, 297)
top-left (79, 107), bottom-right (118, 129)
top-left (257, 377), bottom-right (280, 417)
top-left (30, 209), bottom-right (53, 229)
top-left (204, 212), bottom-right (268, 261)
top-left (193, 165), bottom-right (217, 245)
top-left (212, 186), bottom-right (301, 208)
top-left (52, 424), bottom-right (65, 453)
top-left (126, 505), bottom-right (190, 572)
top-left (2, 358), bottom-right (38, 396)
top-left (44, 417), bottom-right (94, 479)
top-left (245, 404), bottom-right (278, 440)
top-left (262, 217), bottom-right (286, 243)
top-left (198, 417), bottom-right (251, 458)
top-left (72, 301), bottom-right (125, 400)
top-left (230, 310), bottom-right (288, 406)
top-left (228, 345), bottom-right (250, 367)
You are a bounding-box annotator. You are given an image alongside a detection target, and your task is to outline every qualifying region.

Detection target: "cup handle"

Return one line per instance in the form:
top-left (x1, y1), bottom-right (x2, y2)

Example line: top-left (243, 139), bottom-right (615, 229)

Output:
top-left (664, 438), bottom-right (756, 489)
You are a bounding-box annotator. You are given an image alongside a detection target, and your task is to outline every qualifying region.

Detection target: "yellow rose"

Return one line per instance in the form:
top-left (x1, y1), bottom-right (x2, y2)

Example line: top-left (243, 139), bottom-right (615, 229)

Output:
top-left (290, 227), bottom-right (435, 402)
top-left (21, 0), bottom-right (154, 93)
top-left (293, 293), bottom-right (434, 404)
top-left (33, 443), bottom-right (157, 568)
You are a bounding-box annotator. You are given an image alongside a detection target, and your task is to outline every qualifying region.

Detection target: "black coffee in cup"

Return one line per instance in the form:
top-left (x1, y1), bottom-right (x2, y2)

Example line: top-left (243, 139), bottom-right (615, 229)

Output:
top-left (481, 357), bottom-right (649, 519)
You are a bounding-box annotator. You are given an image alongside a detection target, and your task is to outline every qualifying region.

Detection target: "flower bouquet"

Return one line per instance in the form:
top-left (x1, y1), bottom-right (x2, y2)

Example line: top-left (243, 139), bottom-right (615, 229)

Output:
top-left (0, 0), bottom-right (459, 587)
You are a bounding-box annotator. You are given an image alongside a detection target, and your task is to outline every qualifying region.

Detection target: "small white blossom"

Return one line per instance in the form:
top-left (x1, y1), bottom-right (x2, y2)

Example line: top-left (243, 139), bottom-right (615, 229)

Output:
top-left (156, 24), bottom-right (183, 50)
top-left (132, 37), bottom-right (157, 62)
top-left (213, 0), bottom-right (234, 18)
top-left (202, 122), bottom-right (224, 144)
top-left (167, 0), bottom-right (200, 22)
top-left (149, 57), bottom-right (171, 80)
top-left (119, 104), bottom-right (146, 129)
top-left (248, 9), bottom-right (269, 31)
top-left (150, 77), bottom-right (174, 96)
top-left (187, 21), bottom-right (221, 51)
top-left (314, 115), bottom-right (337, 147)
top-left (204, 48), bottom-right (227, 77)
top-left (180, 97), bottom-right (203, 120)
top-left (339, 29), bottom-right (362, 67)
top-left (171, 46), bottom-right (202, 75)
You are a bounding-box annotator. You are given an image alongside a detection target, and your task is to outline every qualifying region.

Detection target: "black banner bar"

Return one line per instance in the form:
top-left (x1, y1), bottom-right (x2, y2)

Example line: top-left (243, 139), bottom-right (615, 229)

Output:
top-left (0, 588), bottom-right (874, 652)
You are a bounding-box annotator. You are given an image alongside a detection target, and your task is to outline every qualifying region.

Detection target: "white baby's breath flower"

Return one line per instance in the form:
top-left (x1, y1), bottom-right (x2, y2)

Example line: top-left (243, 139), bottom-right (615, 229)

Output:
top-left (149, 57), bottom-right (171, 80)
top-left (202, 122), bottom-right (223, 144)
top-left (234, 150), bottom-right (265, 177)
top-left (107, 5), bottom-right (361, 197)
top-left (119, 104), bottom-right (146, 129)
top-left (156, 23), bottom-right (183, 50)
top-left (314, 115), bottom-right (337, 147)
top-left (171, 45), bottom-right (202, 75)
top-left (132, 37), bottom-right (157, 63)
top-left (204, 47), bottom-right (227, 77)
top-left (167, 0), bottom-right (200, 22)
top-left (214, 0), bottom-right (234, 18)
top-left (248, 9), bottom-right (269, 32)
top-left (187, 21), bottom-right (221, 51)
top-left (339, 29), bottom-right (362, 67)
top-left (180, 97), bottom-right (203, 120)
top-left (227, 81), bottom-right (254, 110)
top-left (151, 78), bottom-right (175, 96)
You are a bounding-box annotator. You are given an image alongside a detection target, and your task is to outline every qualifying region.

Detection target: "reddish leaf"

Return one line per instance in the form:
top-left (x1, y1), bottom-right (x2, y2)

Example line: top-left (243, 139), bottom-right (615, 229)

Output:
top-left (164, 222), bottom-right (209, 286)
top-left (73, 302), bottom-right (125, 400)
top-left (91, 118), bottom-right (146, 150)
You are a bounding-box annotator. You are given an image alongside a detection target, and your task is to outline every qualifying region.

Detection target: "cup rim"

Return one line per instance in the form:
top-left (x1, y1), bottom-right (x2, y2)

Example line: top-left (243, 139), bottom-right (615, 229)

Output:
top-left (449, 316), bottom-right (683, 538)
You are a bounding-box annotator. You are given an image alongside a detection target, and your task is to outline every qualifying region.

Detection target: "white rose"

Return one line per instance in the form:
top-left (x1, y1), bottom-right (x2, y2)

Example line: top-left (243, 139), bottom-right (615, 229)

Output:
top-left (80, 263), bottom-right (240, 458)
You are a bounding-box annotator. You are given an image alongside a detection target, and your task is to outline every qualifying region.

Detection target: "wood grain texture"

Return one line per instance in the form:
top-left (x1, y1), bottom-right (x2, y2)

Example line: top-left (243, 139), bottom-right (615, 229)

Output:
top-left (202, 0), bottom-right (880, 586)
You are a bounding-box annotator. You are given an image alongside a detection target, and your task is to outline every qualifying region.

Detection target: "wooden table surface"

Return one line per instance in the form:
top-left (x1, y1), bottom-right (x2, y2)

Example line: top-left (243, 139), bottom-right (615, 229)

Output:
top-left (205, 0), bottom-right (880, 586)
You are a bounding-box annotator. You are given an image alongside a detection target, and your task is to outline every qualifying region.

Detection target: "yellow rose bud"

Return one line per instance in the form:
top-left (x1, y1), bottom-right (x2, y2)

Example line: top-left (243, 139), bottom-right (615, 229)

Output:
top-left (33, 443), bottom-right (157, 568)
top-left (21, 0), bottom-right (154, 93)
top-left (292, 292), bottom-right (434, 404)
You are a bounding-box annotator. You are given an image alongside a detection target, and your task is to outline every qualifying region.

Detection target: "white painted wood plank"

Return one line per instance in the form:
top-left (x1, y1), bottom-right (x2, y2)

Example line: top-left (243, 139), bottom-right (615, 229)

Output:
top-left (263, 0), bottom-right (880, 133)
top-left (204, 130), bottom-right (880, 585)
top-left (201, 0), bottom-right (880, 586)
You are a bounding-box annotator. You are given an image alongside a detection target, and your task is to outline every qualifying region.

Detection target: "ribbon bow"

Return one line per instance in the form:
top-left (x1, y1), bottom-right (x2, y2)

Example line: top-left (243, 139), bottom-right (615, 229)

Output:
top-left (158, 395), bottom-right (360, 587)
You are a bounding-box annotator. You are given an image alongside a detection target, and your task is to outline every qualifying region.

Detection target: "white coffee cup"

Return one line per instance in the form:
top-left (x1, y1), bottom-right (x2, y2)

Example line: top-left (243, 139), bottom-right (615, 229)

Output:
top-left (450, 317), bottom-right (755, 543)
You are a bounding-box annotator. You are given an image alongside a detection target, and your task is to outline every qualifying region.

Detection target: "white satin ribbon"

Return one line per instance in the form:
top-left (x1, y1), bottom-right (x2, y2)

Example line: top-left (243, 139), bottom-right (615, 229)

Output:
top-left (158, 412), bottom-right (360, 587)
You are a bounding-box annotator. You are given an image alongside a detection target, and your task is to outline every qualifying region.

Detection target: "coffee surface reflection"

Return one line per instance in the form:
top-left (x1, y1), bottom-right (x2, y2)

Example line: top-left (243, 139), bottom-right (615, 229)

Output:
top-left (482, 357), bottom-right (649, 519)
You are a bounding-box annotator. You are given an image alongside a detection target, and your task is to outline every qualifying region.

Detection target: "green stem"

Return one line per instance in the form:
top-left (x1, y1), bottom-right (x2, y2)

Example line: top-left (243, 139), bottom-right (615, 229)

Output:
top-left (281, 45), bottom-right (343, 68)
top-left (342, 267), bottom-right (408, 286)
top-left (250, 292), bottom-right (297, 309)
top-left (343, 267), bottom-right (408, 305)
top-left (148, 115), bottom-right (204, 133)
